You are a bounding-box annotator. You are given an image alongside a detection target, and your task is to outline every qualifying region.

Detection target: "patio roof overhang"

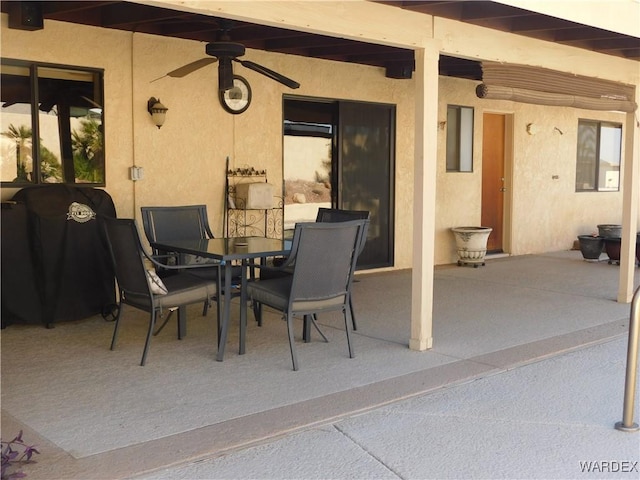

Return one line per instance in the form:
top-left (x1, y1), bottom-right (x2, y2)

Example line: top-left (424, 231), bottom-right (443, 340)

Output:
top-left (1, 0), bottom-right (638, 81)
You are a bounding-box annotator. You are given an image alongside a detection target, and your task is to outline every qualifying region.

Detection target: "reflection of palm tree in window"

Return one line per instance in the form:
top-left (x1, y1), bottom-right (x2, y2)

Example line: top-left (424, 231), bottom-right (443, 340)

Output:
top-left (1, 124), bottom-right (32, 181)
top-left (72, 118), bottom-right (104, 182)
top-left (39, 145), bottom-right (63, 182)
top-left (1, 124), bottom-right (63, 182)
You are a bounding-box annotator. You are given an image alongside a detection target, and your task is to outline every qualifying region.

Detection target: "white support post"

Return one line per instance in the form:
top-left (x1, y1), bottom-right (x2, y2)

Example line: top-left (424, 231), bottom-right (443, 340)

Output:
top-left (410, 45), bottom-right (439, 351)
top-left (618, 85), bottom-right (640, 304)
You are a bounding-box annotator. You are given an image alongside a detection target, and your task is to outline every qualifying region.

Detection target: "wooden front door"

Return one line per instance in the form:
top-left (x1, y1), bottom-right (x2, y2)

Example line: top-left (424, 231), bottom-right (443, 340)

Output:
top-left (481, 113), bottom-right (505, 253)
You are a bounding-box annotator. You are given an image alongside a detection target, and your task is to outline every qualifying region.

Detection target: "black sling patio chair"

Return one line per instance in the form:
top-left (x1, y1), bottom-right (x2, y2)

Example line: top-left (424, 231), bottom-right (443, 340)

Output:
top-left (315, 208), bottom-right (370, 330)
top-left (247, 220), bottom-right (365, 370)
top-left (256, 208), bottom-right (369, 331)
top-left (140, 205), bottom-right (242, 323)
top-left (102, 217), bottom-right (217, 366)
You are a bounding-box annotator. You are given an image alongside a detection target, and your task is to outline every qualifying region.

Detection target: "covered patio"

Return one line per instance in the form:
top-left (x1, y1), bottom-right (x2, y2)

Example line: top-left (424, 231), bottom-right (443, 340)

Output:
top-left (1, 250), bottom-right (635, 479)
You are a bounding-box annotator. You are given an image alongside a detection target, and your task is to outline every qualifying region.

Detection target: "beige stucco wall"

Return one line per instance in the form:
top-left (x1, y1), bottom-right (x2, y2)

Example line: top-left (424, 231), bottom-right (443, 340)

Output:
top-left (0, 15), bottom-right (416, 268)
top-left (436, 76), bottom-right (628, 264)
top-left (1, 17), bottom-right (136, 215)
top-left (1, 5), bottom-right (637, 269)
top-left (127, 32), bottom-right (415, 266)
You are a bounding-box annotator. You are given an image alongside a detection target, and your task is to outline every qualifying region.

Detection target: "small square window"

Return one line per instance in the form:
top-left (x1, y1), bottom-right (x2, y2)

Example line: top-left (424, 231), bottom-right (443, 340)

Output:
top-left (446, 105), bottom-right (474, 172)
top-left (575, 119), bottom-right (621, 192)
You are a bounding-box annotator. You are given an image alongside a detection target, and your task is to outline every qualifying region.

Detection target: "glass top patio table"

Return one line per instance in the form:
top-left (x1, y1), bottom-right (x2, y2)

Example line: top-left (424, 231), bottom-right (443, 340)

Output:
top-left (152, 237), bottom-right (291, 261)
top-left (150, 236), bottom-right (292, 361)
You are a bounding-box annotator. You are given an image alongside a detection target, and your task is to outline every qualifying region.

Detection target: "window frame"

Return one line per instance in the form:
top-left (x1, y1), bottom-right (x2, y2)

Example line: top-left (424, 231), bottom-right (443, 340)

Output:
top-left (446, 104), bottom-right (474, 173)
top-left (1, 57), bottom-right (106, 187)
top-left (575, 119), bottom-right (622, 193)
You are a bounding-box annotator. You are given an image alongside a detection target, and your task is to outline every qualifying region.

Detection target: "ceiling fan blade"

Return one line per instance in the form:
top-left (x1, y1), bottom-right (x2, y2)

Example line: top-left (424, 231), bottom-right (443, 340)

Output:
top-left (151, 58), bottom-right (218, 82)
top-left (233, 59), bottom-right (300, 89)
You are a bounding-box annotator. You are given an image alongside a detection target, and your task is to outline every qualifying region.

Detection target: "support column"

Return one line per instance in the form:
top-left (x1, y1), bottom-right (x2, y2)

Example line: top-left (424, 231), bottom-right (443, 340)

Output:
top-left (618, 84), bottom-right (640, 303)
top-left (410, 45), bottom-right (439, 351)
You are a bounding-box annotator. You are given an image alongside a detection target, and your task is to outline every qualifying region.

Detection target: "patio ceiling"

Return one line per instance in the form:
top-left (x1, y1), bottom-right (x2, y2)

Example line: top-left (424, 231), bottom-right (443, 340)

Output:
top-left (2, 1), bottom-right (638, 81)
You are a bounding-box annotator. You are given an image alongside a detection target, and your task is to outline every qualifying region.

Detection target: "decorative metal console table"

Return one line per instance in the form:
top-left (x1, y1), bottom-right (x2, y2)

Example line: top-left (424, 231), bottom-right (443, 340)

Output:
top-left (225, 162), bottom-right (283, 239)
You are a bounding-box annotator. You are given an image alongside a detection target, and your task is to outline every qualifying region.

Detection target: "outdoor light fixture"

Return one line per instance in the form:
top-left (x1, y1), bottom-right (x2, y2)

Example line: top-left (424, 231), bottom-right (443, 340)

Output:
top-left (147, 97), bottom-right (168, 129)
top-left (526, 123), bottom-right (540, 135)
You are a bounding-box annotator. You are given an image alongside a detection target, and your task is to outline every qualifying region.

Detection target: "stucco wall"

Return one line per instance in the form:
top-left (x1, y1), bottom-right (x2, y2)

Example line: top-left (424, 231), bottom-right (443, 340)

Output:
top-left (1, 16), bottom-right (135, 216)
top-left (128, 32), bottom-right (415, 266)
top-left (435, 76), bottom-right (628, 264)
top-left (0, 16), bottom-right (416, 268)
top-left (0, 12), bottom-right (636, 270)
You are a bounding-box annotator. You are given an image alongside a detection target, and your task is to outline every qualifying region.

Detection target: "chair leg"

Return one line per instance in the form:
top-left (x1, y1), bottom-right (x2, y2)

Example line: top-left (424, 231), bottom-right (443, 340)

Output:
top-left (141, 310), bottom-right (157, 366)
top-left (349, 298), bottom-right (357, 331)
top-left (153, 308), bottom-right (175, 336)
top-left (253, 301), bottom-right (262, 326)
top-left (110, 301), bottom-right (124, 351)
top-left (286, 313), bottom-right (299, 371)
top-left (344, 307), bottom-right (354, 359)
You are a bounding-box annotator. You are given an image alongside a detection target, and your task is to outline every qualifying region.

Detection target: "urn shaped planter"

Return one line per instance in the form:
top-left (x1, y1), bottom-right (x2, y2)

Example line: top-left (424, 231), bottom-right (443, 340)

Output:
top-left (577, 235), bottom-right (604, 262)
top-left (597, 224), bottom-right (622, 238)
top-left (451, 226), bottom-right (493, 267)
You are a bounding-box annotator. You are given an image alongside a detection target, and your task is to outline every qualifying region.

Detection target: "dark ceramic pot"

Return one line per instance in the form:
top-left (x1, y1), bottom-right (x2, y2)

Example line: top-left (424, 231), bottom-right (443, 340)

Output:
top-left (598, 224), bottom-right (622, 238)
top-left (577, 235), bottom-right (604, 261)
top-left (604, 237), bottom-right (621, 265)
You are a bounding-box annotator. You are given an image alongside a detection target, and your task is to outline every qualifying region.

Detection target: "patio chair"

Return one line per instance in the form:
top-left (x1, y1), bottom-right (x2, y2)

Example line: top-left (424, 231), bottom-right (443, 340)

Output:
top-left (140, 205), bottom-right (242, 321)
top-left (258, 208), bottom-right (369, 330)
top-left (141, 204), bottom-right (215, 269)
top-left (315, 208), bottom-right (370, 330)
top-left (101, 217), bottom-right (217, 366)
top-left (247, 220), bottom-right (364, 370)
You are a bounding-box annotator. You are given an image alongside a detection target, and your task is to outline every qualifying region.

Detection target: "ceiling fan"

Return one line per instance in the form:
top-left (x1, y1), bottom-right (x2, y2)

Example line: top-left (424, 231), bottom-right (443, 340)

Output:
top-left (153, 28), bottom-right (300, 91)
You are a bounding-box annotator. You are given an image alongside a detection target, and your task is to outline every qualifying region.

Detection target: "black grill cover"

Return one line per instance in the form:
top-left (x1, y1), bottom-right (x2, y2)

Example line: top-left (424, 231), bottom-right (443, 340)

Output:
top-left (3, 185), bottom-right (117, 327)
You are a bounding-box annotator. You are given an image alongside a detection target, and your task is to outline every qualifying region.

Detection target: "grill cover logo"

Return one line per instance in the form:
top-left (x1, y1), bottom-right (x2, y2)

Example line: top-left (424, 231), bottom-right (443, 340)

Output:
top-left (67, 202), bottom-right (96, 223)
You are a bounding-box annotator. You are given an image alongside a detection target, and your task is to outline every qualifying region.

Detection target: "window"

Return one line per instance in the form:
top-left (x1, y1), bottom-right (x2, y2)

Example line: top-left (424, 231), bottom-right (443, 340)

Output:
top-left (575, 120), bottom-right (622, 192)
top-left (446, 105), bottom-right (473, 172)
top-left (1, 59), bottom-right (105, 185)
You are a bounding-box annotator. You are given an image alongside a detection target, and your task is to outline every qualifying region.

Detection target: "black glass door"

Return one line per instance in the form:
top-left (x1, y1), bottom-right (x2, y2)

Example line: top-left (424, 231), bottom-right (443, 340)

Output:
top-left (284, 97), bottom-right (395, 269)
top-left (338, 101), bottom-right (395, 268)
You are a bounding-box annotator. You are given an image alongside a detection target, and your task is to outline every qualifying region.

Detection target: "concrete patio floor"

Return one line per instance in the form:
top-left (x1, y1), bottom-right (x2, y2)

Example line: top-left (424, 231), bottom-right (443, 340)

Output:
top-left (1, 250), bottom-right (637, 479)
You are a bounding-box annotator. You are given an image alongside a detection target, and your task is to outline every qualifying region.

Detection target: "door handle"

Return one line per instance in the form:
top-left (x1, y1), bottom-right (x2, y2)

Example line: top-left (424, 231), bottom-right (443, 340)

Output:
top-left (499, 187), bottom-right (507, 192)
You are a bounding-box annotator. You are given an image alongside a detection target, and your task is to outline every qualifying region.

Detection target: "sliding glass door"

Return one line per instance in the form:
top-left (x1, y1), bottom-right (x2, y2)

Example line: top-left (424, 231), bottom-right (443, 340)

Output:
top-left (283, 97), bottom-right (395, 269)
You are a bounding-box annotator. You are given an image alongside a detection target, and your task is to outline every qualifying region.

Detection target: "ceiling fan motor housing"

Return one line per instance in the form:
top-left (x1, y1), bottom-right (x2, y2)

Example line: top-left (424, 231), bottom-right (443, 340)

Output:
top-left (206, 42), bottom-right (245, 59)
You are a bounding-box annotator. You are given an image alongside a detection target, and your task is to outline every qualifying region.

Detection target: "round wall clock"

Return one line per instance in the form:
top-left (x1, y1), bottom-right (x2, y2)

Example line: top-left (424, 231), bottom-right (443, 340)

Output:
top-left (219, 75), bottom-right (252, 114)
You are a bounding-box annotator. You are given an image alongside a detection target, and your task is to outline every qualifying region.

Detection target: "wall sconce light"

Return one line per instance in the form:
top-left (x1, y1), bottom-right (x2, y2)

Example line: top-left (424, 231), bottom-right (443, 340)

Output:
top-left (147, 97), bottom-right (168, 129)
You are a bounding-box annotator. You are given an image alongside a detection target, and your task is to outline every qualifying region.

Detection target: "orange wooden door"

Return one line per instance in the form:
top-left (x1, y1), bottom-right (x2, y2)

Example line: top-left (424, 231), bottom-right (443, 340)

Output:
top-left (481, 113), bottom-right (505, 253)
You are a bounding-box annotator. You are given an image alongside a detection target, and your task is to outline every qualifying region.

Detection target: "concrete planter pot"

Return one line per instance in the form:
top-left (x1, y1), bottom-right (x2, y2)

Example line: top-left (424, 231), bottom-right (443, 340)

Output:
top-left (597, 224), bottom-right (622, 238)
top-left (577, 235), bottom-right (604, 262)
top-left (451, 226), bottom-right (493, 267)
